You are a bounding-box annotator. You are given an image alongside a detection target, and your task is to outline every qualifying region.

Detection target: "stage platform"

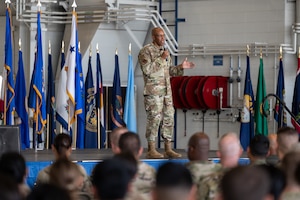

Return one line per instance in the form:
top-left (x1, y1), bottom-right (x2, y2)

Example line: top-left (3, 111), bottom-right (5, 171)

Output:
top-left (21, 149), bottom-right (249, 188)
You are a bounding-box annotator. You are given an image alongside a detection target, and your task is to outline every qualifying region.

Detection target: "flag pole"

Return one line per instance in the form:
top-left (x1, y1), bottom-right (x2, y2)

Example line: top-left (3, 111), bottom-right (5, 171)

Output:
top-left (59, 41), bottom-right (64, 134)
top-left (96, 44), bottom-right (101, 149)
top-left (3, 0), bottom-right (11, 125)
top-left (46, 41), bottom-right (51, 149)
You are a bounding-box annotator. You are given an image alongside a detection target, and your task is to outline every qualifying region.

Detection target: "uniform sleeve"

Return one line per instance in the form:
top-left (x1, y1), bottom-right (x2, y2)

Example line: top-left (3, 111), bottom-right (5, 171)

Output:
top-left (138, 47), bottom-right (167, 76)
top-left (169, 64), bottom-right (184, 77)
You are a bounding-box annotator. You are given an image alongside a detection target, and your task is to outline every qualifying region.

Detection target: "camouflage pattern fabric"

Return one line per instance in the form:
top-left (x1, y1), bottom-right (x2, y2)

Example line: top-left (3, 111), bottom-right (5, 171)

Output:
top-left (132, 161), bottom-right (156, 197)
top-left (138, 43), bottom-right (183, 142)
top-left (281, 191), bottom-right (300, 200)
top-left (198, 168), bottom-right (228, 200)
top-left (186, 161), bottom-right (222, 200)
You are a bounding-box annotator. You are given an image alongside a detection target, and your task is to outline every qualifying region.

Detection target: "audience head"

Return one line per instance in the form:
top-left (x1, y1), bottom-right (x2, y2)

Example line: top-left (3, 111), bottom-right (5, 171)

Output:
top-left (217, 132), bottom-right (242, 168)
top-left (267, 133), bottom-right (278, 156)
top-left (118, 131), bottom-right (142, 159)
top-left (153, 162), bottom-right (195, 200)
top-left (0, 151), bottom-right (27, 184)
top-left (277, 127), bottom-right (299, 160)
top-left (27, 183), bottom-right (72, 200)
top-left (52, 133), bottom-right (72, 159)
top-left (113, 152), bottom-right (138, 180)
top-left (187, 132), bottom-right (210, 161)
top-left (281, 151), bottom-right (300, 186)
top-left (218, 165), bottom-right (271, 200)
top-left (91, 157), bottom-right (132, 200)
top-left (0, 173), bottom-right (22, 200)
top-left (247, 135), bottom-right (270, 162)
top-left (110, 127), bottom-right (128, 154)
top-left (258, 164), bottom-right (286, 200)
top-left (49, 158), bottom-right (84, 193)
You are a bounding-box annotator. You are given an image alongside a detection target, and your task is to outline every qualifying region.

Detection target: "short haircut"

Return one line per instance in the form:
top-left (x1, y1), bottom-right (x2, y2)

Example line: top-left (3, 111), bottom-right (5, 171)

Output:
top-left (113, 152), bottom-right (138, 179)
top-left (220, 166), bottom-right (270, 200)
top-left (53, 133), bottom-right (72, 156)
top-left (218, 132), bottom-right (241, 157)
top-left (91, 157), bottom-right (132, 200)
top-left (49, 158), bottom-right (82, 192)
top-left (27, 183), bottom-right (72, 200)
top-left (0, 152), bottom-right (26, 184)
top-left (249, 135), bottom-right (270, 157)
top-left (0, 173), bottom-right (22, 200)
top-left (119, 132), bottom-right (141, 156)
top-left (277, 127), bottom-right (299, 155)
top-left (152, 27), bottom-right (163, 36)
top-left (156, 162), bottom-right (193, 190)
top-left (258, 164), bottom-right (286, 200)
top-left (281, 151), bottom-right (300, 183)
top-left (110, 127), bottom-right (128, 147)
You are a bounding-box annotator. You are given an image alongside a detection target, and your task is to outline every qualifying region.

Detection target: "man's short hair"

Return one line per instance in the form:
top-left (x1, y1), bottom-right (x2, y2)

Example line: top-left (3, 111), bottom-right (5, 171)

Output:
top-left (277, 127), bottom-right (299, 155)
top-left (156, 162), bottom-right (193, 189)
top-left (220, 166), bottom-right (270, 200)
top-left (0, 152), bottom-right (26, 184)
top-left (249, 135), bottom-right (270, 157)
top-left (119, 132), bottom-right (141, 156)
top-left (91, 157), bottom-right (132, 200)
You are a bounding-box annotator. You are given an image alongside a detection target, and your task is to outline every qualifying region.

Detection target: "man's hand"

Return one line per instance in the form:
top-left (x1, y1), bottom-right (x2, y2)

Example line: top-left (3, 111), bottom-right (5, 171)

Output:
top-left (181, 57), bottom-right (195, 69)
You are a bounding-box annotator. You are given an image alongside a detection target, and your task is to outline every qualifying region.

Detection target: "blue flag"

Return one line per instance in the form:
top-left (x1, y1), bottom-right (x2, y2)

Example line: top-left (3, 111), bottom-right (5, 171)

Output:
top-left (28, 11), bottom-right (46, 134)
top-left (96, 52), bottom-right (106, 148)
top-left (111, 54), bottom-right (126, 130)
top-left (274, 57), bottom-right (287, 129)
top-left (46, 51), bottom-right (56, 146)
top-left (85, 56), bottom-right (97, 148)
top-left (76, 51), bottom-right (85, 149)
top-left (124, 50), bottom-right (137, 133)
top-left (240, 55), bottom-right (255, 150)
top-left (4, 7), bottom-right (15, 125)
top-left (292, 57), bottom-right (300, 132)
top-left (15, 50), bottom-right (30, 149)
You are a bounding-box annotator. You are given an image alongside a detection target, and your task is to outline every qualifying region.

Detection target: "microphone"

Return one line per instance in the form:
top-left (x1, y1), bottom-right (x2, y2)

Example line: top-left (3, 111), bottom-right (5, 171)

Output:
top-left (163, 45), bottom-right (168, 61)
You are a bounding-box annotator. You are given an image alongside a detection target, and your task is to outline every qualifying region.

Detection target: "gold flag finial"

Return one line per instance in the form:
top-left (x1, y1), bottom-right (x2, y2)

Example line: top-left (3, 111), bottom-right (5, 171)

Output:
top-left (96, 43), bottom-right (99, 53)
top-left (61, 41), bottom-right (64, 53)
top-left (78, 41), bottom-right (81, 53)
top-left (246, 45), bottom-right (250, 56)
top-left (129, 43), bottom-right (131, 55)
top-left (48, 40), bottom-right (51, 54)
top-left (279, 46), bottom-right (282, 59)
top-left (298, 46), bottom-right (300, 58)
top-left (115, 48), bottom-right (118, 55)
top-left (19, 38), bottom-right (21, 51)
top-left (260, 48), bottom-right (263, 58)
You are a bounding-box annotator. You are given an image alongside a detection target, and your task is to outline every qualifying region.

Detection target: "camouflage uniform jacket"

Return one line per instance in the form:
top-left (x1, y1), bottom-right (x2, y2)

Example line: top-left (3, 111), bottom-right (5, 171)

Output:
top-left (35, 163), bottom-right (92, 193)
top-left (138, 43), bottom-right (183, 96)
top-left (186, 161), bottom-right (222, 184)
top-left (198, 167), bottom-right (230, 200)
top-left (281, 191), bottom-right (300, 200)
top-left (186, 161), bottom-right (222, 200)
top-left (132, 161), bottom-right (156, 196)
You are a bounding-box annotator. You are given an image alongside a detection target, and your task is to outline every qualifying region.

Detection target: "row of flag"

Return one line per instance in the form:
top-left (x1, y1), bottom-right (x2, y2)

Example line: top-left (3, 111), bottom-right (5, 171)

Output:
top-left (3, 5), bottom-right (137, 149)
top-left (239, 48), bottom-right (300, 150)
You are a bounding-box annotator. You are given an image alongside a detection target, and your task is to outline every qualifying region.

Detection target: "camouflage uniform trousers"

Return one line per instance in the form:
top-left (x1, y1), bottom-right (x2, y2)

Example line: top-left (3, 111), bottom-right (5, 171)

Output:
top-left (144, 94), bottom-right (174, 142)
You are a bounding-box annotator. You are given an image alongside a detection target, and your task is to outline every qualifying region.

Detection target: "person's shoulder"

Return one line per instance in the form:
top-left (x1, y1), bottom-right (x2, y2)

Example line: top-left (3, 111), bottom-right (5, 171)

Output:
top-left (139, 161), bottom-right (156, 171)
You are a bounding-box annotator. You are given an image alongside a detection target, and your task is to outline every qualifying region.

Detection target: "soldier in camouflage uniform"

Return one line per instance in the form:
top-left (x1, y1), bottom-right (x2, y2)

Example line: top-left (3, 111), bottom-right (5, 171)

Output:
top-left (185, 132), bottom-right (222, 200)
top-left (199, 132), bottom-right (242, 200)
top-left (138, 27), bottom-right (195, 159)
top-left (119, 132), bottom-right (156, 200)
